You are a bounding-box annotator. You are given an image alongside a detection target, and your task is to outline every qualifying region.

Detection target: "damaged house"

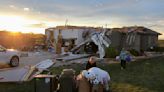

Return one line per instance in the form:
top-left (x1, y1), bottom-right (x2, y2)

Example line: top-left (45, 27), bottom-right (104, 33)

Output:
top-left (106, 26), bottom-right (161, 52)
top-left (45, 25), bottom-right (161, 58)
top-left (45, 26), bottom-right (103, 54)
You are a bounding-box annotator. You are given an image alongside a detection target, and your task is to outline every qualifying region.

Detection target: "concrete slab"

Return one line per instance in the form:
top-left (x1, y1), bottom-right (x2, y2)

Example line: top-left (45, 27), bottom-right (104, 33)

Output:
top-left (0, 60), bottom-right (54, 82)
top-left (0, 67), bottom-right (30, 82)
top-left (20, 51), bottom-right (55, 67)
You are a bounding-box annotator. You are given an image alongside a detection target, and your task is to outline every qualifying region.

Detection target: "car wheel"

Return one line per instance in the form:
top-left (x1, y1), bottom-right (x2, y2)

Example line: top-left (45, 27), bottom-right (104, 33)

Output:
top-left (10, 56), bottom-right (19, 67)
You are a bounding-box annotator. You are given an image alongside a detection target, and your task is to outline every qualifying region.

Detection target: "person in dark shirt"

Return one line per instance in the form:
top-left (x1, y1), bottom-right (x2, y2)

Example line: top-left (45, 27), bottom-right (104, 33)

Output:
top-left (86, 56), bottom-right (97, 70)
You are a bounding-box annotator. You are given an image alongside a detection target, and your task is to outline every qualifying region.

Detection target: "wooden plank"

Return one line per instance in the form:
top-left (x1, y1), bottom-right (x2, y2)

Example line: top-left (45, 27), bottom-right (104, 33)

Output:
top-left (70, 38), bottom-right (91, 52)
top-left (56, 54), bottom-right (91, 61)
top-left (22, 66), bottom-right (36, 81)
top-left (34, 74), bottom-right (55, 78)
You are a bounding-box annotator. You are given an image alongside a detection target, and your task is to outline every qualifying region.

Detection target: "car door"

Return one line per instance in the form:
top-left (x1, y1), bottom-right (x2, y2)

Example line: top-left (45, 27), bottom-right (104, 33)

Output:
top-left (0, 46), bottom-right (9, 64)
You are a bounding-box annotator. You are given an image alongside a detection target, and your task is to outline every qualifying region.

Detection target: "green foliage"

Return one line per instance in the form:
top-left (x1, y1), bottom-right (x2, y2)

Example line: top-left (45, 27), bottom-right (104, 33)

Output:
top-left (147, 46), bottom-right (164, 52)
top-left (155, 47), bottom-right (164, 52)
top-left (158, 40), bottom-right (164, 47)
top-left (129, 49), bottom-right (140, 56)
top-left (105, 47), bottom-right (119, 58)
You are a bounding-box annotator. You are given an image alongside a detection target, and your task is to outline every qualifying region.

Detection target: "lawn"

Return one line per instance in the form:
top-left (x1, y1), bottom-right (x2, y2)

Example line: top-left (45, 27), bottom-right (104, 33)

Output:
top-left (158, 40), bottom-right (164, 47)
top-left (0, 56), bottom-right (164, 92)
top-left (50, 56), bottom-right (164, 92)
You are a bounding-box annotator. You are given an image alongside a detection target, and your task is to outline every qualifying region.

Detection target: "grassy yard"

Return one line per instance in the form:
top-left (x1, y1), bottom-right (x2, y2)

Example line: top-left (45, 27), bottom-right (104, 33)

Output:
top-left (0, 56), bottom-right (164, 92)
top-left (158, 40), bottom-right (164, 47)
top-left (50, 56), bottom-right (164, 92)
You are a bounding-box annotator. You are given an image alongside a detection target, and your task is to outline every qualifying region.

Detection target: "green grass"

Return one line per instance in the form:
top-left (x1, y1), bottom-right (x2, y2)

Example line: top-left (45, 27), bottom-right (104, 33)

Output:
top-left (0, 56), bottom-right (164, 92)
top-left (0, 81), bottom-right (35, 92)
top-left (158, 40), bottom-right (164, 47)
top-left (50, 56), bottom-right (164, 92)
top-left (108, 57), bottom-right (164, 92)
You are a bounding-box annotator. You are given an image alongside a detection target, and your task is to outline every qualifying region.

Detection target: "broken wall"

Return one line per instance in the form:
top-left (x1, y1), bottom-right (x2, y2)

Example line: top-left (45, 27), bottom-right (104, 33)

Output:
top-left (108, 31), bottom-right (122, 51)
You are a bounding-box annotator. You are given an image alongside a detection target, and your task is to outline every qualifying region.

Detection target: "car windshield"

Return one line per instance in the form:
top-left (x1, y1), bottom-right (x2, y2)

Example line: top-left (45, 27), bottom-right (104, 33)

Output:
top-left (0, 45), bottom-right (6, 51)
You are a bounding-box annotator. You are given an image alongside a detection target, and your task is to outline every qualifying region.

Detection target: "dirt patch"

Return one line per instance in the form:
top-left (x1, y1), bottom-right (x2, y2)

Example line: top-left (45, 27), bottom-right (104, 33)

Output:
top-left (0, 63), bottom-right (10, 69)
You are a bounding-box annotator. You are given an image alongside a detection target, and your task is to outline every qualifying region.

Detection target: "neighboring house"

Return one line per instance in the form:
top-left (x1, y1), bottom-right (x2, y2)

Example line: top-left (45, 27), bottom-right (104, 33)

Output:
top-left (105, 26), bottom-right (161, 51)
top-left (45, 25), bottom-right (161, 53)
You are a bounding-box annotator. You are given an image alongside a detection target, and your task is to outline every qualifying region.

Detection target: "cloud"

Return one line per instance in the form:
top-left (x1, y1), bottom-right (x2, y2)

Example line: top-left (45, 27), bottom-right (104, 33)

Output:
top-left (159, 33), bottom-right (164, 39)
top-left (0, 0), bottom-right (164, 36)
top-left (23, 8), bottom-right (30, 11)
top-left (9, 5), bottom-right (16, 9)
top-left (26, 23), bottom-right (48, 28)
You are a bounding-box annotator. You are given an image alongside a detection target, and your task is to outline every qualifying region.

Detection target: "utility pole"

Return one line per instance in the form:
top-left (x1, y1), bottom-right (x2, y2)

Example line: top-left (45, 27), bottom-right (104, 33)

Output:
top-left (65, 19), bottom-right (68, 27)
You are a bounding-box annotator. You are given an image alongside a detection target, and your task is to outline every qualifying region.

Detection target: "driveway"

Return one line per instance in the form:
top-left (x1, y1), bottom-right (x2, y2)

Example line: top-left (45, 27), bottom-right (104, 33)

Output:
top-left (0, 51), bottom-right (55, 82)
top-left (19, 51), bottom-right (55, 67)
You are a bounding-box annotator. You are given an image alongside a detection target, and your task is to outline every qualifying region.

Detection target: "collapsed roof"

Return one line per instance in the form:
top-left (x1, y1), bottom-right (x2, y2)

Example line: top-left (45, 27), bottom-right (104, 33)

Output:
top-left (111, 26), bottom-right (161, 35)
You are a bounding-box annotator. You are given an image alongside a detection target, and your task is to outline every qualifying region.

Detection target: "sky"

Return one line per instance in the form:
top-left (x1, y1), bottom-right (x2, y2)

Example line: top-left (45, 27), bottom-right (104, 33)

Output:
top-left (0, 0), bottom-right (164, 39)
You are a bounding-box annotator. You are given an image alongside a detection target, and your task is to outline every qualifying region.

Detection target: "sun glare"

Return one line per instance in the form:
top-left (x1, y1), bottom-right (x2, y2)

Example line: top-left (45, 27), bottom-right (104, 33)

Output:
top-left (10, 31), bottom-right (19, 35)
top-left (0, 15), bottom-right (25, 25)
top-left (0, 15), bottom-right (45, 33)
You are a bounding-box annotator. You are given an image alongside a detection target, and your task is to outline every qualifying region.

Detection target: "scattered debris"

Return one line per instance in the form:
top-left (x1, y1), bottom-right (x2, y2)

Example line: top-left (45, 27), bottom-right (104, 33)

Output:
top-left (0, 67), bottom-right (32, 82)
top-left (56, 54), bottom-right (91, 62)
top-left (35, 59), bottom-right (54, 70)
top-left (71, 31), bottom-right (111, 58)
top-left (90, 31), bottom-right (111, 58)
top-left (0, 59), bottom-right (54, 82)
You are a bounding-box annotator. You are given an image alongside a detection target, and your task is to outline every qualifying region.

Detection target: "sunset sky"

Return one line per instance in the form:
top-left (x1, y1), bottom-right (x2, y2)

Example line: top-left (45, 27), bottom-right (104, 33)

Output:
top-left (0, 0), bottom-right (164, 39)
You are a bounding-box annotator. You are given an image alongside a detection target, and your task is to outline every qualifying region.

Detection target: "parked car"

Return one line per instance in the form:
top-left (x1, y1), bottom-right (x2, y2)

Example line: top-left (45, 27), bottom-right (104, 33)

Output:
top-left (0, 45), bottom-right (20, 67)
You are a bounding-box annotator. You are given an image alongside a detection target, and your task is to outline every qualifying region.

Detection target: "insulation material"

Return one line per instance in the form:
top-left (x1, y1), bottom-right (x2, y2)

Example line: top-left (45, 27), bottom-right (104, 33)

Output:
top-left (71, 31), bottom-right (111, 59)
top-left (91, 32), bottom-right (111, 59)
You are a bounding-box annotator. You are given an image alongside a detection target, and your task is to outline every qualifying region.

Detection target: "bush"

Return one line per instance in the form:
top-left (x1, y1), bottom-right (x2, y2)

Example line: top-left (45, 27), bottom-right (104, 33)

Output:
top-left (105, 47), bottom-right (119, 58)
top-left (129, 49), bottom-right (140, 56)
top-left (147, 46), bottom-right (164, 52)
